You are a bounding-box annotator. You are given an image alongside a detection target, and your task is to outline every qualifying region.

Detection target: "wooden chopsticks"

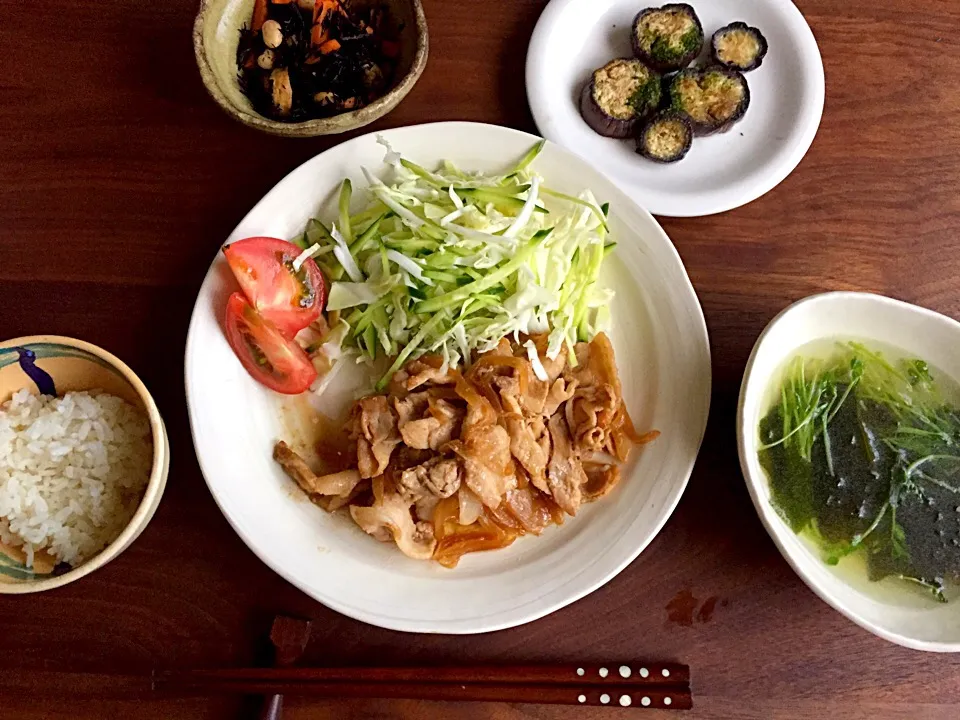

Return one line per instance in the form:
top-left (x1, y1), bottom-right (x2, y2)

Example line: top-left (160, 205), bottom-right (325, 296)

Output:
top-left (155, 663), bottom-right (692, 709)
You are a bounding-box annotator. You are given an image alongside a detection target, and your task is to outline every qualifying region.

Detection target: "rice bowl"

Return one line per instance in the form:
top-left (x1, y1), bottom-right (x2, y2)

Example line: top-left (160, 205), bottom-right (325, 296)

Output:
top-left (0, 335), bottom-right (169, 593)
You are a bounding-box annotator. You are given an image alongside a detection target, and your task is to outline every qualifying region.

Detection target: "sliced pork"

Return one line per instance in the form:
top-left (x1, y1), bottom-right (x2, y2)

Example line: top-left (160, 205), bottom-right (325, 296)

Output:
top-left (273, 441), bottom-right (363, 497)
top-left (545, 413), bottom-right (587, 515)
top-left (273, 331), bottom-right (651, 567)
top-left (398, 456), bottom-right (463, 501)
top-left (350, 492), bottom-right (437, 561)
top-left (395, 393), bottom-right (463, 450)
top-left (449, 424), bottom-right (516, 508)
top-left (352, 395), bottom-right (401, 478)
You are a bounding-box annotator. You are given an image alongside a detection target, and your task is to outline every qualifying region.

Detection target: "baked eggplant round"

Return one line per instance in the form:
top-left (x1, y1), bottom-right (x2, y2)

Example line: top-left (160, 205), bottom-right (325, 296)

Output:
top-left (580, 58), bottom-right (662, 138)
top-left (666, 67), bottom-right (750, 134)
top-left (637, 111), bottom-right (693, 163)
top-left (711, 21), bottom-right (768, 71)
top-left (631, 4), bottom-right (704, 73)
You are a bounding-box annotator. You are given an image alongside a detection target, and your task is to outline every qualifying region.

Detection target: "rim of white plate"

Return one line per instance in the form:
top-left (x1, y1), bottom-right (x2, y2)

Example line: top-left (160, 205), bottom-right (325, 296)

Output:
top-left (185, 121), bottom-right (711, 633)
top-left (525, 0), bottom-right (825, 217)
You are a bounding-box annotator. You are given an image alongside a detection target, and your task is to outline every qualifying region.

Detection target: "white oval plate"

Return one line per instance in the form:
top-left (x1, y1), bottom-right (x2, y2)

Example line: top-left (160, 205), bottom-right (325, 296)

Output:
top-left (739, 292), bottom-right (960, 652)
top-left (185, 122), bottom-right (711, 633)
top-left (526, 0), bottom-right (824, 217)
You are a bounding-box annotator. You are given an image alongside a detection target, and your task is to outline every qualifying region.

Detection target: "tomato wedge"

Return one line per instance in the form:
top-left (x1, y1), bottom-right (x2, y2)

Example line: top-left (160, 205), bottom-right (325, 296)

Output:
top-left (223, 237), bottom-right (327, 339)
top-left (224, 292), bottom-right (318, 394)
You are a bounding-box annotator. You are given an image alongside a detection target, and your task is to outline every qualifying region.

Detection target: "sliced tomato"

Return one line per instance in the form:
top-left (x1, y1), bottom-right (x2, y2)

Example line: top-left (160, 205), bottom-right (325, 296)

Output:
top-left (224, 292), bottom-right (318, 394)
top-left (223, 237), bottom-right (327, 339)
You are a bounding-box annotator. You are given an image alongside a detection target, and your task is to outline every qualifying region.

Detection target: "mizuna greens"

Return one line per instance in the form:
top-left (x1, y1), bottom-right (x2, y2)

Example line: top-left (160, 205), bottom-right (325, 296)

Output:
top-left (759, 343), bottom-right (960, 602)
top-left (293, 140), bottom-right (616, 390)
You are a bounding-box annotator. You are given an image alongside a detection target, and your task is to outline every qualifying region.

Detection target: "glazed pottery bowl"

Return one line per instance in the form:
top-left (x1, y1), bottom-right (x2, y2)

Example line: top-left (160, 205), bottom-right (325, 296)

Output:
top-left (739, 292), bottom-right (960, 651)
top-left (193, 0), bottom-right (429, 136)
top-left (0, 336), bottom-right (169, 593)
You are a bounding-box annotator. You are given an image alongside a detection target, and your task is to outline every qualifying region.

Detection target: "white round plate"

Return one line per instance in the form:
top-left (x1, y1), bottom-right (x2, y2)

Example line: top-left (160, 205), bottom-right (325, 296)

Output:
top-left (185, 122), bottom-right (711, 633)
top-left (526, 0), bottom-right (825, 217)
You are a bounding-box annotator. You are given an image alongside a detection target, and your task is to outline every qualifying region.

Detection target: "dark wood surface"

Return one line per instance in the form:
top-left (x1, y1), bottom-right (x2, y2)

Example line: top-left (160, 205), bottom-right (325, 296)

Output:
top-left (3, 0), bottom-right (960, 717)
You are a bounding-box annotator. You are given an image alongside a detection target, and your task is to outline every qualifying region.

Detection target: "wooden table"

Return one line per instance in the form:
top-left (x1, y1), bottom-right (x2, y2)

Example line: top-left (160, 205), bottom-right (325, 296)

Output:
top-left (3, 0), bottom-right (960, 717)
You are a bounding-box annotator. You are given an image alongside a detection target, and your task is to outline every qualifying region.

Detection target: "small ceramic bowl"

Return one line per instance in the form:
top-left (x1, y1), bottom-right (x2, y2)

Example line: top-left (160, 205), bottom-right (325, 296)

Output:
top-left (738, 292), bottom-right (960, 651)
top-left (0, 336), bottom-right (169, 594)
top-left (193, 0), bottom-right (428, 137)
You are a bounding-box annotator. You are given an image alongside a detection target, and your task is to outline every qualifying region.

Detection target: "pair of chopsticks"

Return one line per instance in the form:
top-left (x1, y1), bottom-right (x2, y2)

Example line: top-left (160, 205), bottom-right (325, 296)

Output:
top-left (155, 663), bottom-right (692, 709)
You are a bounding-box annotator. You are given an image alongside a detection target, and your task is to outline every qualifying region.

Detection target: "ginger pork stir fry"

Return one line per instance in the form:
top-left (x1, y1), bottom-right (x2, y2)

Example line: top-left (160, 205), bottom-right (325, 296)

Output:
top-left (273, 333), bottom-right (657, 567)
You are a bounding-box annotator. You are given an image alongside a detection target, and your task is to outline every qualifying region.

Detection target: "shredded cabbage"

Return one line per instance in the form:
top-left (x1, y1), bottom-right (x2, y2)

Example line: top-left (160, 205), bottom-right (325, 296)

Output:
top-left (291, 243), bottom-right (322, 272)
top-left (524, 340), bottom-right (550, 382)
top-left (295, 138), bottom-right (615, 390)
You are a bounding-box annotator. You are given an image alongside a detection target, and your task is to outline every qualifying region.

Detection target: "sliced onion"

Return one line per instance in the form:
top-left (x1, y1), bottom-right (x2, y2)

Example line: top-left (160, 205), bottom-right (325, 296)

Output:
top-left (458, 486), bottom-right (484, 525)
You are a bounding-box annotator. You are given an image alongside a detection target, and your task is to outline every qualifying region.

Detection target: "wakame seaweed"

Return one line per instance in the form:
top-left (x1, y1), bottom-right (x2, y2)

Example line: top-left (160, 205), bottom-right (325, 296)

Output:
top-left (759, 344), bottom-right (960, 602)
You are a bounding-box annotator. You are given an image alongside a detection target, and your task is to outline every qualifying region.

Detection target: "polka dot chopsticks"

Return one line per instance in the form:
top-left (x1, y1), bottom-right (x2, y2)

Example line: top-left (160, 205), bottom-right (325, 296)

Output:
top-left (156, 662), bottom-right (692, 710)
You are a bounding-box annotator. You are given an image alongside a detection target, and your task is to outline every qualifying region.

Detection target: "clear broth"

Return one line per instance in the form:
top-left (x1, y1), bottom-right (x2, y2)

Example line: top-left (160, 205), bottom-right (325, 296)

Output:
top-left (759, 337), bottom-right (960, 606)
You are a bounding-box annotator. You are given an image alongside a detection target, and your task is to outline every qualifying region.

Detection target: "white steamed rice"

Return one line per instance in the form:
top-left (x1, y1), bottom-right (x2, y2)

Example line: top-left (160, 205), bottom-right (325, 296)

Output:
top-left (0, 389), bottom-right (152, 568)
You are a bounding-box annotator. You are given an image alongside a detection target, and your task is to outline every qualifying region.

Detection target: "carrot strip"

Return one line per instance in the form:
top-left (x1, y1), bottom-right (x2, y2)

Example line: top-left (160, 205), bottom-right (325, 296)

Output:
top-left (313, 0), bottom-right (340, 23)
top-left (251, 0), bottom-right (268, 32)
top-left (311, 0), bottom-right (343, 47)
top-left (319, 38), bottom-right (341, 54)
top-left (310, 24), bottom-right (328, 46)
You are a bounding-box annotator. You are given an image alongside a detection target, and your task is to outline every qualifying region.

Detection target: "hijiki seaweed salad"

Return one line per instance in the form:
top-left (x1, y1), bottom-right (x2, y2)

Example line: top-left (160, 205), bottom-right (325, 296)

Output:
top-left (759, 343), bottom-right (960, 602)
top-left (218, 139), bottom-right (659, 567)
top-left (237, 0), bottom-right (399, 121)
